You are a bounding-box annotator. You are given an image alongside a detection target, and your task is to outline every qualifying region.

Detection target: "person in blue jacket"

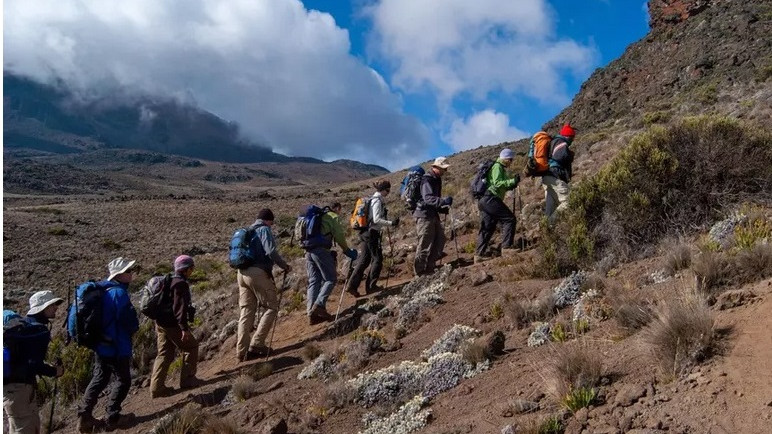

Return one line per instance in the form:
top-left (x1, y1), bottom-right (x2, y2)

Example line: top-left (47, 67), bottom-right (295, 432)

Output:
top-left (77, 257), bottom-right (140, 433)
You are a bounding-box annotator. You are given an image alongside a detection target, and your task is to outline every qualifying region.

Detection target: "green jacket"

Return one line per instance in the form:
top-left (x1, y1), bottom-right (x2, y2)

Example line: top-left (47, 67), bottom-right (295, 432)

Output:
top-left (321, 212), bottom-right (349, 251)
top-left (486, 159), bottom-right (518, 199)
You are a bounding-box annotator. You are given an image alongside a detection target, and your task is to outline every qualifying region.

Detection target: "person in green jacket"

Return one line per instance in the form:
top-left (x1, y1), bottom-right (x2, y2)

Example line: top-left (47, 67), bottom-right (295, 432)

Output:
top-left (305, 207), bottom-right (358, 325)
top-left (475, 148), bottom-right (520, 263)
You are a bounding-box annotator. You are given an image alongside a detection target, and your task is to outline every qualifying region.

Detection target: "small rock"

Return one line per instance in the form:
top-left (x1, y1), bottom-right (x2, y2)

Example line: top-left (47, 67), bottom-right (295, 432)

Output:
top-left (501, 425), bottom-right (516, 434)
top-left (615, 384), bottom-right (647, 407)
top-left (564, 418), bottom-right (583, 434)
top-left (485, 330), bottom-right (506, 356)
top-left (472, 271), bottom-right (493, 287)
top-left (575, 407), bottom-right (589, 424)
top-left (716, 289), bottom-right (756, 310)
top-left (260, 416), bottom-right (287, 434)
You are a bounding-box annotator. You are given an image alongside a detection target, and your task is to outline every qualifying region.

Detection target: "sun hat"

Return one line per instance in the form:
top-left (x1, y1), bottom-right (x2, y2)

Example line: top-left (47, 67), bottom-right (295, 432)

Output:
top-left (107, 257), bottom-right (137, 281)
top-left (499, 148), bottom-right (514, 160)
top-left (174, 255), bottom-right (195, 272)
top-left (432, 157), bottom-right (451, 169)
top-left (27, 290), bottom-right (64, 316)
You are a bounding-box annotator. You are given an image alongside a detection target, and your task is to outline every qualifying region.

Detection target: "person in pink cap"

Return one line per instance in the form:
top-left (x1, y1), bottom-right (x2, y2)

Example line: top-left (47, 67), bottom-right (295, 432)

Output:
top-left (149, 255), bottom-right (201, 398)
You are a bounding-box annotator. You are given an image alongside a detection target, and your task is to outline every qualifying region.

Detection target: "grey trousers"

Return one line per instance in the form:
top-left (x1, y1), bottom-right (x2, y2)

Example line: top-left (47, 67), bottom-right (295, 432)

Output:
top-left (305, 247), bottom-right (337, 313)
top-left (414, 216), bottom-right (445, 275)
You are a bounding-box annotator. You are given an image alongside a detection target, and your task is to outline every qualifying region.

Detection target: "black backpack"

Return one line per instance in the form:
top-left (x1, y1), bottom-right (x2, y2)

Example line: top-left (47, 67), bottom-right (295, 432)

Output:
top-left (66, 281), bottom-right (113, 349)
top-left (469, 161), bottom-right (496, 199)
top-left (139, 274), bottom-right (173, 320)
top-left (3, 310), bottom-right (50, 382)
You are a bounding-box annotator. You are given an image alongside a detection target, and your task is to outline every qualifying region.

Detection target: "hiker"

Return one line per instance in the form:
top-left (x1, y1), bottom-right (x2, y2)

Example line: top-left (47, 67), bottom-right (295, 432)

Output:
top-left (77, 257), bottom-right (140, 432)
top-left (235, 209), bottom-right (292, 362)
top-left (304, 205), bottom-right (357, 325)
top-left (475, 149), bottom-right (520, 263)
top-left (328, 202), bottom-right (344, 269)
top-left (3, 291), bottom-right (64, 434)
top-left (413, 157), bottom-right (453, 276)
top-left (345, 180), bottom-right (400, 297)
top-left (150, 255), bottom-right (202, 396)
top-left (542, 124), bottom-right (576, 221)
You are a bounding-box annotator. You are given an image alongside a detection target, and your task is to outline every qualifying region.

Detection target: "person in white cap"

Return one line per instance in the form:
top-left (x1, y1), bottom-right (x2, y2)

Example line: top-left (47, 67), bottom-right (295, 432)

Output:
top-left (77, 257), bottom-right (139, 433)
top-left (3, 291), bottom-right (64, 434)
top-left (413, 156), bottom-right (453, 276)
top-left (475, 148), bottom-right (520, 263)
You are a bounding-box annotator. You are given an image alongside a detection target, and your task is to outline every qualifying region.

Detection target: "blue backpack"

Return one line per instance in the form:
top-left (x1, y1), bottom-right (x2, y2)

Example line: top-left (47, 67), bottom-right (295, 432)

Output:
top-left (400, 165), bottom-right (425, 211)
top-left (66, 281), bottom-right (114, 350)
top-left (3, 310), bottom-right (50, 381)
top-left (295, 205), bottom-right (332, 250)
top-left (229, 226), bottom-right (258, 269)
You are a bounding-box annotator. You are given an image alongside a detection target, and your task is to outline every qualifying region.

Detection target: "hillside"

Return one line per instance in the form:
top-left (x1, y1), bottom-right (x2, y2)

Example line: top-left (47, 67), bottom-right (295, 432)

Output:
top-left (3, 1), bottom-right (772, 434)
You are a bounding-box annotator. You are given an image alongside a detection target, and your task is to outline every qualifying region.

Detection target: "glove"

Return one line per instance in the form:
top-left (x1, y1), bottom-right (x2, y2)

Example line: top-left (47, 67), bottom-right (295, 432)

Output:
top-left (442, 196), bottom-right (453, 207)
top-left (391, 217), bottom-right (400, 227)
top-left (344, 248), bottom-right (358, 261)
top-left (511, 174), bottom-right (520, 188)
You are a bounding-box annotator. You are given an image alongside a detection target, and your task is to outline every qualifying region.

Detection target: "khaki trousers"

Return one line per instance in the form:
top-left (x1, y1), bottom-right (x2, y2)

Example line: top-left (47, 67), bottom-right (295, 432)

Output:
top-left (414, 216), bottom-right (446, 276)
top-left (3, 383), bottom-right (39, 434)
top-left (237, 266), bottom-right (279, 358)
top-left (150, 325), bottom-right (199, 392)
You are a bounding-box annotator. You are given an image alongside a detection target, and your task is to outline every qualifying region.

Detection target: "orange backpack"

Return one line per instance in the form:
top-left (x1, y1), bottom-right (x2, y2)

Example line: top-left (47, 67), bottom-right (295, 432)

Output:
top-left (349, 197), bottom-right (371, 230)
top-left (525, 131), bottom-right (552, 176)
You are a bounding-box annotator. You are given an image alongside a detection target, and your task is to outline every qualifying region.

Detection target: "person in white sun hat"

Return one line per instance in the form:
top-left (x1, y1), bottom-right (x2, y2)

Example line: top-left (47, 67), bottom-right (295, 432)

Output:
top-left (412, 157), bottom-right (453, 276)
top-left (3, 291), bottom-right (65, 434)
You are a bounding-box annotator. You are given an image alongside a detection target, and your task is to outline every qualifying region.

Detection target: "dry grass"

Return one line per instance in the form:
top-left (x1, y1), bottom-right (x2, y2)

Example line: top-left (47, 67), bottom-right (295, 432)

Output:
top-left (663, 240), bottom-right (692, 275)
top-left (460, 340), bottom-right (490, 366)
top-left (200, 416), bottom-right (243, 434)
top-left (320, 380), bottom-right (357, 409)
top-left (608, 286), bottom-right (654, 331)
top-left (692, 251), bottom-right (734, 295)
top-left (301, 343), bottom-right (323, 362)
top-left (243, 362), bottom-right (273, 381)
top-left (151, 404), bottom-right (207, 434)
top-left (641, 290), bottom-right (715, 377)
top-left (735, 243), bottom-right (772, 283)
top-left (541, 342), bottom-right (603, 404)
top-left (517, 415), bottom-right (564, 434)
top-left (502, 290), bottom-right (556, 329)
top-left (231, 376), bottom-right (258, 402)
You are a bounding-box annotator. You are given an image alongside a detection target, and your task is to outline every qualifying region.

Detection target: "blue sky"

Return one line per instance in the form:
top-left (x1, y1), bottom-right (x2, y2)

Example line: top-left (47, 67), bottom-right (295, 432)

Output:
top-left (4, 0), bottom-right (649, 170)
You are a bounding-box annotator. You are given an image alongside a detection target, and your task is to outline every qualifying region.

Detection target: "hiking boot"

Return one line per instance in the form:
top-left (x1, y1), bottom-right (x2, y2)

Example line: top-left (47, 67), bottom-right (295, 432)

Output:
top-left (345, 286), bottom-right (360, 298)
top-left (151, 385), bottom-right (174, 398)
top-left (77, 414), bottom-right (101, 433)
top-left (180, 376), bottom-right (205, 390)
top-left (365, 284), bottom-right (383, 295)
top-left (243, 345), bottom-right (271, 361)
top-left (309, 304), bottom-right (334, 323)
top-left (105, 413), bottom-right (135, 431)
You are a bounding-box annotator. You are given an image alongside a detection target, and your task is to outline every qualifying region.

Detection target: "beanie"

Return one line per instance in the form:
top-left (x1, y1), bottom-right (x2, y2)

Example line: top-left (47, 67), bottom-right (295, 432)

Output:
top-left (499, 148), bottom-right (514, 160)
top-left (560, 124), bottom-right (576, 138)
top-left (257, 208), bottom-right (274, 221)
top-left (174, 255), bottom-right (195, 272)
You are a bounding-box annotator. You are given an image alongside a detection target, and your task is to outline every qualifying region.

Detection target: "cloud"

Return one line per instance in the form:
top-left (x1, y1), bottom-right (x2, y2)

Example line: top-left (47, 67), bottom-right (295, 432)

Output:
top-left (443, 110), bottom-right (528, 152)
top-left (365, 0), bottom-right (598, 107)
top-left (3, 0), bottom-right (430, 169)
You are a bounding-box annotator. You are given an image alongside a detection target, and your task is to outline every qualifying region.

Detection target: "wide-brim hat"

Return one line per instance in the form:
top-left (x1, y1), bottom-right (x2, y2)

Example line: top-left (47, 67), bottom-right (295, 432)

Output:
top-left (108, 257), bottom-right (137, 281)
top-left (432, 157), bottom-right (451, 169)
top-left (27, 290), bottom-right (65, 316)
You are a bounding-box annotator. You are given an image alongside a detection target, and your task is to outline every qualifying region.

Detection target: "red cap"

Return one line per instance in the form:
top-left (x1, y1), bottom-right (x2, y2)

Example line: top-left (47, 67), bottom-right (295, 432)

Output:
top-left (560, 124), bottom-right (576, 138)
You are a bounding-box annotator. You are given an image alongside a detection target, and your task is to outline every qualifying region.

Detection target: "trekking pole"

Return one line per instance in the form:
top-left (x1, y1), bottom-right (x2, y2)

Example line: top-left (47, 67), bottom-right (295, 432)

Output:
top-left (384, 228), bottom-right (394, 290)
top-left (264, 271), bottom-right (288, 360)
top-left (334, 259), bottom-right (355, 323)
top-left (449, 207), bottom-right (460, 264)
top-left (46, 357), bottom-right (62, 434)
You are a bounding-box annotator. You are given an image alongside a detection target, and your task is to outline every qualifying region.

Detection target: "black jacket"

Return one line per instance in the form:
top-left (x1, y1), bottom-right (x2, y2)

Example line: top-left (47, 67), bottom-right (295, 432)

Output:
top-left (548, 136), bottom-right (574, 182)
top-left (413, 171), bottom-right (445, 219)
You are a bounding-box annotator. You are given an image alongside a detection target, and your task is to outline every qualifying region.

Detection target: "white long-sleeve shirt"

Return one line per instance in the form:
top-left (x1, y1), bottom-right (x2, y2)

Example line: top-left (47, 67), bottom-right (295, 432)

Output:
top-left (369, 192), bottom-right (393, 231)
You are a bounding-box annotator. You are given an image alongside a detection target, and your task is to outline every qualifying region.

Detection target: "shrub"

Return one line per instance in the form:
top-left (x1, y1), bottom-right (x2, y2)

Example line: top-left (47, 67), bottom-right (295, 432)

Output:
top-left (663, 240), bottom-right (692, 276)
top-left (614, 297), bottom-right (653, 331)
top-left (321, 381), bottom-right (357, 409)
top-left (692, 251), bottom-right (734, 295)
top-left (518, 415), bottom-right (564, 434)
top-left (561, 386), bottom-right (596, 412)
top-left (150, 403), bottom-right (206, 434)
top-left (230, 376), bottom-right (258, 402)
top-left (733, 213), bottom-right (772, 250)
top-left (188, 268), bottom-right (208, 283)
top-left (48, 227), bottom-right (68, 236)
top-left (641, 290), bottom-right (715, 377)
top-left (642, 110), bottom-right (671, 125)
top-left (243, 362), bottom-right (273, 381)
top-left (200, 416), bottom-right (243, 434)
top-left (280, 243), bottom-right (305, 259)
top-left (283, 291), bottom-right (305, 314)
top-left (503, 291), bottom-right (556, 329)
top-left (462, 241), bottom-right (476, 254)
top-left (542, 343), bottom-right (602, 404)
top-left (38, 336), bottom-right (93, 404)
top-left (132, 320), bottom-right (157, 375)
top-left (460, 340), bottom-right (489, 366)
top-left (490, 301), bottom-right (504, 320)
top-left (302, 343), bottom-right (323, 362)
top-left (540, 117), bottom-right (772, 274)
top-left (550, 322), bottom-right (568, 343)
top-left (735, 243), bottom-right (772, 283)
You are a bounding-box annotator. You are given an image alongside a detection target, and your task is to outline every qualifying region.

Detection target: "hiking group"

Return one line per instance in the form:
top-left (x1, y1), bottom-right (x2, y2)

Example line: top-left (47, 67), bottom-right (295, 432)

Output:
top-left (2, 124), bottom-right (575, 434)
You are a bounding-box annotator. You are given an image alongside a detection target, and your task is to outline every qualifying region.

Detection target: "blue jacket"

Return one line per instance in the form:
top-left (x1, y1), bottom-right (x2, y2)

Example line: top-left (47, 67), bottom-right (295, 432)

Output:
top-left (95, 281), bottom-right (139, 358)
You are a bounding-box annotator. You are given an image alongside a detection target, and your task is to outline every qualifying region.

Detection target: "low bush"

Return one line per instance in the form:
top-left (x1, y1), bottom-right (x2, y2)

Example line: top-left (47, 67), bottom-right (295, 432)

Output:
top-left (518, 415), bottom-right (564, 434)
top-left (733, 211), bottom-right (772, 250)
top-left (542, 343), bottom-right (602, 404)
top-left (489, 301), bottom-right (504, 320)
top-left (230, 376), bottom-right (258, 402)
top-left (302, 343), bottom-right (323, 362)
top-left (460, 340), bottom-right (489, 366)
top-left (321, 380), bottom-right (357, 409)
top-left (641, 290), bottom-right (715, 377)
top-left (132, 320), bottom-right (157, 375)
top-left (200, 416), bottom-right (242, 434)
top-left (462, 241), bottom-right (476, 254)
top-left (692, 251), bottom-right (734, 296)
top-left (243, 362), bottom-right (273, 381)
top-left (502, 291), bottom-right (556, 329)
top-left (735, 243), bottom-right (772, 283)
top-left (38, 336), bottom-right (93, 405)
top-left (663, 240), bottom-right (692, 276)
top-left (282, 291), bottom-right (305, 314)
top-left (540, 116), bottom-right (772, 275)
top-left (151, 403), bottom-right (206, 434)
top-left (561, 386), bottom-right (596, 412)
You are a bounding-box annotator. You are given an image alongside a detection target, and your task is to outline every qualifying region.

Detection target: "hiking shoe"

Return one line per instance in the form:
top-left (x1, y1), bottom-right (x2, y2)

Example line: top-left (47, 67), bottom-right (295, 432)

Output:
top-left (243, 345), bottom-right (271, 360)
top-left (365, 284), bottom-right (383, 294)
top-left (151, 385), bottom-right (174, 398)
top-left (309, 304), bottom-right (334, 323)
top-left (180, 377), bottom-right (205, 390)
top-left (345, 287), bottom-right (361, 298)
top-left (77, 414), bottom-right (101, 433)
top-left (105, 413), bottom-right (135, 431)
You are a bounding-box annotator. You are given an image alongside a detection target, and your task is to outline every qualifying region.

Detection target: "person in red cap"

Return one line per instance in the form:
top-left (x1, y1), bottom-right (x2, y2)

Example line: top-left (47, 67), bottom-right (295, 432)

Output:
top-left (149, 255), bottom-right (201, 398)
top-left (542, 123), bottom-right (576, 221)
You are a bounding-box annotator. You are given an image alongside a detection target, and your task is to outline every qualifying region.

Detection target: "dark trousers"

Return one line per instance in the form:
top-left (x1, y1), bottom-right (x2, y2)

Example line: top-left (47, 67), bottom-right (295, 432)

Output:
top-left (476, 194), bottom-right (516, 256)
top-left (78, 355), bottom-right (131, 420)
top-left (346, 230), bottom-right (383, 293)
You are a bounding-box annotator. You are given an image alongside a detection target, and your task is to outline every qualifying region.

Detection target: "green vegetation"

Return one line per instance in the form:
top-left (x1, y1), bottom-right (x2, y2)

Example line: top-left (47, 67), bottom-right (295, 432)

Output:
top-left (462, 241), bottom-right (476, 254)
top-left (283, 290), bottom-right (305, 314)
top-left (561, 386), bottom-right (596, 412)
top-left (695, 82), bottom-right (718, 103)
top-left (642, 110), bottom-right (671, 125)
top-left (132, 320), bottom-right (157, 375)
top-left (540, 116), bottom-right (772, 276)
top-left (38, 336), bottom-right (93, 405)
top-left (489, 301), bottom-right (504, 320)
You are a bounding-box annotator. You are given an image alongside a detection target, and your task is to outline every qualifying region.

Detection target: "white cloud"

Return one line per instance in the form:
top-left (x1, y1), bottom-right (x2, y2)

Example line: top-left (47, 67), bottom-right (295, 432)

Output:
top-left (365, 0), bottom-right (598, 106)
top-left (443, 110), bottom-right (528, 152)
top-left (3, 0), bottom-right (430, 169)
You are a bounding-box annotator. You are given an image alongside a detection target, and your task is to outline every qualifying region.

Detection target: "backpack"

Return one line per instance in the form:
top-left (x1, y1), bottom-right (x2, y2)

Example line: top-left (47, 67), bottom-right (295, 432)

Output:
top-left (525, 131), bottom-right (552, 177)
top-left (400, 166), bottom-right (425, 211)
top-left (350, 197), bottom-right (372, 230)
top-left (296, 205), bottom-right (333, 250)
top-left (66, 281), bottom-right (113, 350)
top-left (139, 274), bottom-right (173, 320)
top-left (469, 160), bottom-right (496, 199)
top-left (4, 310), bottom-right (51, 381)
top-left (229, 226), bottom-right (258, 269)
